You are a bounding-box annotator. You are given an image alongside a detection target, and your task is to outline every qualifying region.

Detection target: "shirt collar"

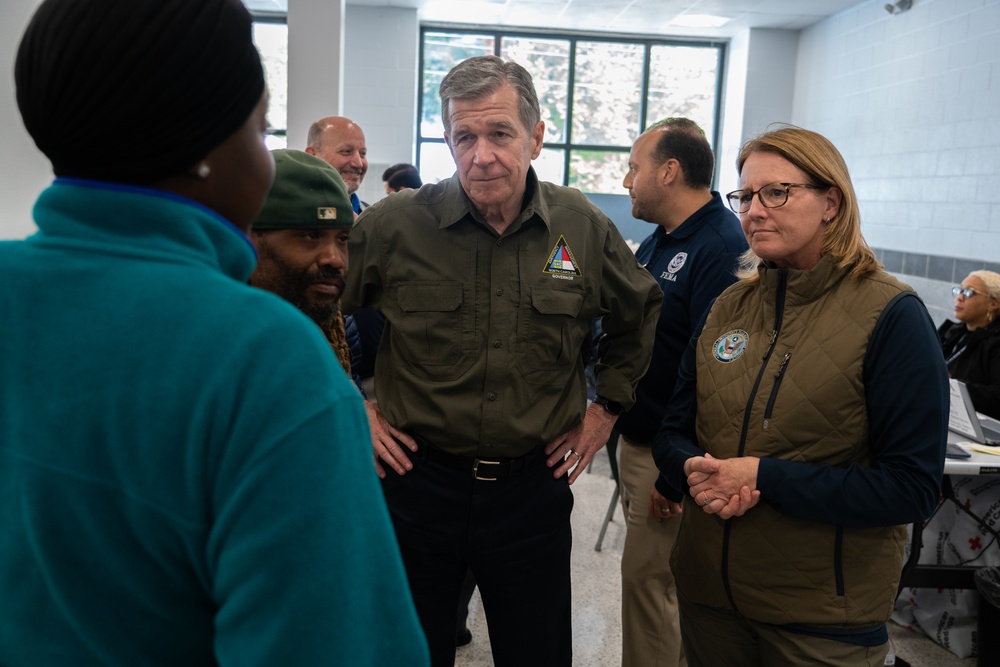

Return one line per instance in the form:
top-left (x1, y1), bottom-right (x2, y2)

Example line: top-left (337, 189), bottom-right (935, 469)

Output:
top-left (661, 191), bottom-right (727, 241)
top-left (437, 166), bottom-right (548, 235)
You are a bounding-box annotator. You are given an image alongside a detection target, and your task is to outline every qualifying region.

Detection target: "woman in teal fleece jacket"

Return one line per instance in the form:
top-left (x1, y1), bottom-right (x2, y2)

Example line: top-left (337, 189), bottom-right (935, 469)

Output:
top-left (0, 1), bottom-right (428, 665)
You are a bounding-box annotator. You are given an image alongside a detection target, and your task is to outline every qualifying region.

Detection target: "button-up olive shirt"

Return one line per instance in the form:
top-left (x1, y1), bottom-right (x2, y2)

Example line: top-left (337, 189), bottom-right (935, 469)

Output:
top-left (343, 169), bottom-right (661, 457)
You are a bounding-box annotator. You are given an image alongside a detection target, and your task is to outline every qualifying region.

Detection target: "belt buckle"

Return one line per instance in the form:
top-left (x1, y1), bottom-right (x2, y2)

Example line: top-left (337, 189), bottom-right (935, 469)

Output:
top-left (472, 458), bottom-right (502, 481)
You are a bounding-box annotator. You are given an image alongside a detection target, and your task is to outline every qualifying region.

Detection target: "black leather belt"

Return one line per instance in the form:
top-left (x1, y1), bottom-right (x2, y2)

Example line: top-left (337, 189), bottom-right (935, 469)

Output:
top-left (411, 433), bottom-right (538, 481)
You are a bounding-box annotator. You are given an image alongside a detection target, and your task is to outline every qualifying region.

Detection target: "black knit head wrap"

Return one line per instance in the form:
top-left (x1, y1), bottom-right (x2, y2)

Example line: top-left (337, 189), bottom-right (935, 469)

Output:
top-left (15, 0), bottom-right (265, 184)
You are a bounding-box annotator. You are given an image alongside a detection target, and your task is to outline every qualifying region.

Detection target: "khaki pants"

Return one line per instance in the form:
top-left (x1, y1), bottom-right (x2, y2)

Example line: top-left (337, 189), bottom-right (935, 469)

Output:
top-left (618, 435), bottom-right (686, 667)
top-left (678, 587), bottom-right (890, 667)
top-left (360, 376), bottom-right (376, 403)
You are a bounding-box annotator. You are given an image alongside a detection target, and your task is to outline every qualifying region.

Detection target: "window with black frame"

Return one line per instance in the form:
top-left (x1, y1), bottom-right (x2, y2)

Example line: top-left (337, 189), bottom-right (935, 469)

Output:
top-left (251, 16), bottom-right (288, 149)
top-left (419, 28), bottom-right (724, 194)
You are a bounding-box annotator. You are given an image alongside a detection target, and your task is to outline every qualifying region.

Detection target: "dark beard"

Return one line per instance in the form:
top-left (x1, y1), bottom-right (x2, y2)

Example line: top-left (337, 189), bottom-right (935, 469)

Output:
top-left (294, 287), bottom-right (340, 328)
top-left (252, 252), bottom-right (345, 327)
top-left (288, 265), bottom-right (345, 327)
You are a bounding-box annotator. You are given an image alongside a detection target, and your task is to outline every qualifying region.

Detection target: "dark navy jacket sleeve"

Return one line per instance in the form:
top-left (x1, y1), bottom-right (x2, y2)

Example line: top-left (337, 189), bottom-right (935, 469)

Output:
top-left (350, 307), bottom-right (385, 380)
top-left (344, 314), bottom-right (367, 397)
top-left (651, 306), bottom-right (712, 502)
top-left (756, 293), bottom-right (948, 527)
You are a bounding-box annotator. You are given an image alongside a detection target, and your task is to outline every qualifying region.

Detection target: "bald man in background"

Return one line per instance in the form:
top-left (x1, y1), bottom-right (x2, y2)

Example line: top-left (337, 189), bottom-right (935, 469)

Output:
top-left (306, 116), bottom-right (369, 215)
top-left (306, 116), bottom-right (377, 399)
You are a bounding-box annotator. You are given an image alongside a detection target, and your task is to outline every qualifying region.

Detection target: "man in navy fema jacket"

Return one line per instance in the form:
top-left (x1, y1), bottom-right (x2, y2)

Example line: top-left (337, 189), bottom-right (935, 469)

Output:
top-left (616, 117), bottom-right (749, 667)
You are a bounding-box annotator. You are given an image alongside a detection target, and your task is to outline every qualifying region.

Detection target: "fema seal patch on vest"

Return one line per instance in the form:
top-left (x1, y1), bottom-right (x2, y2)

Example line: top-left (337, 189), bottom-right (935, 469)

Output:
top-left (713, 329), bottom-right (748, 362)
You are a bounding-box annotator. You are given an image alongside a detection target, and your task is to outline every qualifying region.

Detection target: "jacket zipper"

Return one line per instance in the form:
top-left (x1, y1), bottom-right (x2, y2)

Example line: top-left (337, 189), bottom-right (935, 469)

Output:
top-left (721, 270), bottom-right (788, 615)
top-left (762, 352), bottom-right (792, 429)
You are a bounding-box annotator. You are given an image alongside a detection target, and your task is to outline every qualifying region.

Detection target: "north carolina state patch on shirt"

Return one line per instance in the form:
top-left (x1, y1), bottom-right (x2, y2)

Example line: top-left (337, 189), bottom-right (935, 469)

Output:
top-left (543, 235), bottom-right (581, 279)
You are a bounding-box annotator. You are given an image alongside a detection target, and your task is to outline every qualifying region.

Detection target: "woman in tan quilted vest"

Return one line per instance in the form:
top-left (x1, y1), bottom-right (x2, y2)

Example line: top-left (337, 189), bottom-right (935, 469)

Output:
top-left (649, 127), bottom-right (949, 666)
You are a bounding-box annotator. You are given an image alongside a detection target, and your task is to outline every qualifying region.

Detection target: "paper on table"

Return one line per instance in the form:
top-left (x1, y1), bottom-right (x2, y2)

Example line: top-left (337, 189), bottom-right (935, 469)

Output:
top-left (970, 444), bottom-right (1000, 457)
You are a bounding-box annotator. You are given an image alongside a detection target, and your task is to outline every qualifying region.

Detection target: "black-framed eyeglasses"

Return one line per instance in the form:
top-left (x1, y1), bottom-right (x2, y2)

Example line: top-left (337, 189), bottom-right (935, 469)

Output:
top-left (725, 182), bottom-right (828, 214)
top-left (953, 286), bottom-right (984, 299)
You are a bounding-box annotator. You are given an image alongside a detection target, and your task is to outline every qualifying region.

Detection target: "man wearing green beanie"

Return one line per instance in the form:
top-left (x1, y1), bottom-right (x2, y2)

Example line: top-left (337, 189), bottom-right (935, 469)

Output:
top-left (250, 149), bottom-right (356, 375)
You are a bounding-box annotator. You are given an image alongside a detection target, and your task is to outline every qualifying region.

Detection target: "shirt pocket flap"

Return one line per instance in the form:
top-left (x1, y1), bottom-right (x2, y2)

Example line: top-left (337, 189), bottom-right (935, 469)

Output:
top-left (531, 289), bottom-right (584, 317)
top-left (398, 282), bottom-right (463, 312)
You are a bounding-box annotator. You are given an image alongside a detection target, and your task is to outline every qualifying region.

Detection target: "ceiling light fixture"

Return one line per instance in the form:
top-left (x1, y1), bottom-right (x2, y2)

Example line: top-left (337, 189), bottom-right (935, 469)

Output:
top-left (884, 0), bottom-right (913, 15)
top-left (668, 14), bottom-right (730, 29)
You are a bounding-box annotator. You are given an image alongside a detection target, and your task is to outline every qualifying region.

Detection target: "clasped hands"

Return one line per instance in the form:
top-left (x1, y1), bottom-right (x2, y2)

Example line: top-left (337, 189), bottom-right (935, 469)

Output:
top-left (684, 453), bottom-right (762, 520)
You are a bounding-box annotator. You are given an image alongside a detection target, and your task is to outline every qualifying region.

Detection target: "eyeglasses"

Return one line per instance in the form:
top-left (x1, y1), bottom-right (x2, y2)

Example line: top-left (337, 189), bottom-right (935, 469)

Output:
top-left (725, 182), bottom-right (827, 214)
top-left (952, 286), bottom-right (984, 299)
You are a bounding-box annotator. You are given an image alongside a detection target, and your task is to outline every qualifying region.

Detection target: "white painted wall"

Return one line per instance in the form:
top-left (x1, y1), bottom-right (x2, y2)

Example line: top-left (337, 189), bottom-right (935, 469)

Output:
top-left (741, 29), bottom-right (800, 139)
top-left (793, 0), bottom-right (1000, 263)
top-left (343, 5), bottom-right (420, 206)
top-left (286, 0), bottom-right (345, 150)
top-left (716, 30), bottom-right (749, 196)
top-left (0, 0), bottom-right (53, 240)
top-left (716, 28), bottom-right (799, 196)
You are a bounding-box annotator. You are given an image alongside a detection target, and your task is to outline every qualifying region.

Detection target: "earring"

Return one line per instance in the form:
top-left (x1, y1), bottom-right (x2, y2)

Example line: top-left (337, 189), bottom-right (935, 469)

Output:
top-left (194, 163), bottom-right (211, 179)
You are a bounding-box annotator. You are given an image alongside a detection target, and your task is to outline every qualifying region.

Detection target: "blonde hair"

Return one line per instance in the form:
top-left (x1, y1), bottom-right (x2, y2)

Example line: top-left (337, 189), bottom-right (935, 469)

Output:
top-left (734, 126), bottom-right (881, 281)
top-left (967, 270), bottom-right (1000, 299)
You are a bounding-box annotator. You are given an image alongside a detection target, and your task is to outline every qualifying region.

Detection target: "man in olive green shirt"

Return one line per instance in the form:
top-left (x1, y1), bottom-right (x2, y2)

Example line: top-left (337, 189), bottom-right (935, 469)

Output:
top-left (342, 55), bottom-right (661, 667)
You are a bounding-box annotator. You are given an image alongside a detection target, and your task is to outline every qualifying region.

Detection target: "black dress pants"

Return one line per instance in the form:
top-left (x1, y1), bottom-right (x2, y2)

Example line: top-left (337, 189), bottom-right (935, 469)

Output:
top-left (381, 446), bottom-right (574, 667)
top-left (455, 568), bottom-right (476, 634)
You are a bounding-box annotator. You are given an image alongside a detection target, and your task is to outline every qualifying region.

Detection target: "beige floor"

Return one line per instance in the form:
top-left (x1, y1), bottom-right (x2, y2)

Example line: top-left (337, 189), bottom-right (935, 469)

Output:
top-left (454, 451), bottom-right (977, 667)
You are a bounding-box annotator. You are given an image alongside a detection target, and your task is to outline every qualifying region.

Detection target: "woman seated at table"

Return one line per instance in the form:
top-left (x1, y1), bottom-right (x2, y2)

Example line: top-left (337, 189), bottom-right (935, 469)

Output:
top-left (651, 126), bottom-right (949, 667)
top-left (939, 270), bottom-right (1000, 419)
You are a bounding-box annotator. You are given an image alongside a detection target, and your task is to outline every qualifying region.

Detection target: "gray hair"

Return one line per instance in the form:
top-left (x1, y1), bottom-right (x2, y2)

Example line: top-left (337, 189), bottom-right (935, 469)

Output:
top-left (439, 55), bottom-right (541, 136)
top-left (306, 120), bottom-right (327, 150)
